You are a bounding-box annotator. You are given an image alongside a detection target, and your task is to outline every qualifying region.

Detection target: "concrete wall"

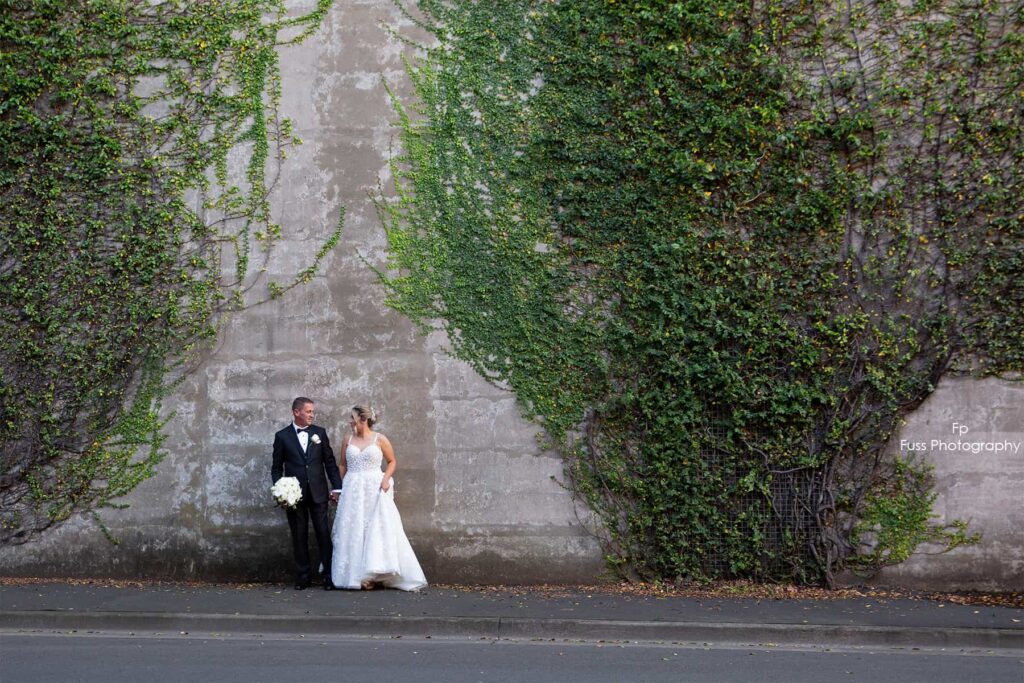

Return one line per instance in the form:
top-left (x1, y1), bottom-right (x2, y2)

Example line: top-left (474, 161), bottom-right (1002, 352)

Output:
top-left (1, 1), bottom-right (1020, 589)
top-left (871, 376), bottom-right (1024, 592)
top-left (0, 0), bottom-right (602, 584)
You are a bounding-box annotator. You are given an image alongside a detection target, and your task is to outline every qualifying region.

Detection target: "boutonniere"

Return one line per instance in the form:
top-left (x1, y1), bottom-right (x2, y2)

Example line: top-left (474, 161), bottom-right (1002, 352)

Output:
top-left (311, 434), bottom-right (321, 444)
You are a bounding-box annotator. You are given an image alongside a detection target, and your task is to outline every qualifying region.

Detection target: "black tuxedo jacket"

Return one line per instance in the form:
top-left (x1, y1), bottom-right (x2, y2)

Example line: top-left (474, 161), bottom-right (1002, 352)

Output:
top-left (271, 424), bottom-right (343, 505)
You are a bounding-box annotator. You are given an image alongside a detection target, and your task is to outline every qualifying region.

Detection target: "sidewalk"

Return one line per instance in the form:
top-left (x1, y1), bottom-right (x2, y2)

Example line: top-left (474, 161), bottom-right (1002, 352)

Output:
top-left (2, 581), bottom-right (1022, 652)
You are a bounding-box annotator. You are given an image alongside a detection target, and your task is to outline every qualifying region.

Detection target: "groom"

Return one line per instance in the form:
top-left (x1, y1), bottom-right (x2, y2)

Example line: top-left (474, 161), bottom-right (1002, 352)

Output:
top-left (271, 397), bottom-right (343, 590)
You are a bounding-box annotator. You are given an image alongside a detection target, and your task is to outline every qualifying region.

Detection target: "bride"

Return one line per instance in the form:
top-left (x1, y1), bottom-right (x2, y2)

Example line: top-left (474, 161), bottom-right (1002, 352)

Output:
top-left (330, 404), bottom-right (427, 591)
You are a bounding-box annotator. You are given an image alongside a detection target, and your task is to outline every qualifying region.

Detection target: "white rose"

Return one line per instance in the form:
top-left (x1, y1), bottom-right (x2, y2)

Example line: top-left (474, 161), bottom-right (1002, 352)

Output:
top-left (271, 476), bottom-right (303, 509)
top-left (311, 434), bottom-right (321, 444)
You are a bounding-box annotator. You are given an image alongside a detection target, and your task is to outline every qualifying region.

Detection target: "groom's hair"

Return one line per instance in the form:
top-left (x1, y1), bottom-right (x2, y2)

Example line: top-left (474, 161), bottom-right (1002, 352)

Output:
top-left (292, 397), bottom-right (314, 411)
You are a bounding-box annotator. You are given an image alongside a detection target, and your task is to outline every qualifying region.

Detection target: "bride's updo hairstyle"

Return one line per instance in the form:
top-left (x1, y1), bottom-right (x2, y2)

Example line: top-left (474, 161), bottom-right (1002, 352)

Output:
top-left (352, 404), bottom-right (377, 428)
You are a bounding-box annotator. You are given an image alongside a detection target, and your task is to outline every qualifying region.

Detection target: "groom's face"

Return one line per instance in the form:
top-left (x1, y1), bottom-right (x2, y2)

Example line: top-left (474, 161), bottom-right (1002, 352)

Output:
top-left (293, 402), bottom-right (315, 428)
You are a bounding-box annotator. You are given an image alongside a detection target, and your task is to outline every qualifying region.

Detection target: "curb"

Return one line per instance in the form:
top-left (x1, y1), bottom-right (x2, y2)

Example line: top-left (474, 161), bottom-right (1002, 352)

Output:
top-left (2, 611), bottom-right (1022, 651)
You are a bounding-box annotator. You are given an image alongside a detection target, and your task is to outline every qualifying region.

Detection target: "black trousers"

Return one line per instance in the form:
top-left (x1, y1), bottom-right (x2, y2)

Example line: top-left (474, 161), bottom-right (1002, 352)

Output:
top-left (285, 498), bottom-right (332, 583)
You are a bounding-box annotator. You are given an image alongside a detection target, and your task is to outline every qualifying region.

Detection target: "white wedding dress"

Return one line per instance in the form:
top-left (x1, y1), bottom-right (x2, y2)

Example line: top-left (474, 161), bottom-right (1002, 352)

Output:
top-left (330, 433), bottom-right (427, 591)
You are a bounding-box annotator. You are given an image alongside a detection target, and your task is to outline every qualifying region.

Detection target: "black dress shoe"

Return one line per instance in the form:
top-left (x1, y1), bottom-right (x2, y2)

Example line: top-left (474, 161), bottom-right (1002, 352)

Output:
top-left (295, 579), bottom-right (311, 590)
top-left (323, 581), bottom-right (335, 591)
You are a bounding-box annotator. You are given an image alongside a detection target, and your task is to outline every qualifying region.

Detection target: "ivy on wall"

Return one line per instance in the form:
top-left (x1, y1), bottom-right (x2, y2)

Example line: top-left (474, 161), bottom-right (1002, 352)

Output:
top-left (380, 0), bottom-right (1021, 584)
top-left (0, 0), bottom-right (341, 544)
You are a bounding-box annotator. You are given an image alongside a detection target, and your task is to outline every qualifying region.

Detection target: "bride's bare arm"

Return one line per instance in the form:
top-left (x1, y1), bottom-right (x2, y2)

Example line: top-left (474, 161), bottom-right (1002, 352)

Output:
top-left (379, 435), bottom-right (396, 492)
top-left (337, 435), bottom-right (349, 482)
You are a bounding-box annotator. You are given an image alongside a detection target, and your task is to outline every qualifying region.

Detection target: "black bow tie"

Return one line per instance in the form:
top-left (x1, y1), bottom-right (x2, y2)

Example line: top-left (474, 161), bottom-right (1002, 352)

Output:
top-left (297, 427), bottom-right (309, 433)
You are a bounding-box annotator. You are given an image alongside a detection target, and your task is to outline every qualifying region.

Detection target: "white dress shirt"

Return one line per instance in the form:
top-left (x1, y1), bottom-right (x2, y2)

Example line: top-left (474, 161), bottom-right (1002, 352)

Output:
top-left (294, 423), bottom-right (309, 452)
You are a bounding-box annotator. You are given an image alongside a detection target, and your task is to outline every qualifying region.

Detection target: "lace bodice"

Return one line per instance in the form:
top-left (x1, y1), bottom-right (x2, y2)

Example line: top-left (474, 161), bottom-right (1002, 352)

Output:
top-left (345, 435), bottom-right (383, 473)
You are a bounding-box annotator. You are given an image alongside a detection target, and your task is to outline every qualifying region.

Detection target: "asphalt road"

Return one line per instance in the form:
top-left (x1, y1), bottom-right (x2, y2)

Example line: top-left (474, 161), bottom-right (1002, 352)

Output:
top-left (1, 631), bottom-right (1021, 683)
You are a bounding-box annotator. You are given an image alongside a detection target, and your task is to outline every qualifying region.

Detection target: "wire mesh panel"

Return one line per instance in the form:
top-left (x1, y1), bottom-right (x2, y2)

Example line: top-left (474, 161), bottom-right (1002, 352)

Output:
top-left (697, 412), bottom-right (822, 580)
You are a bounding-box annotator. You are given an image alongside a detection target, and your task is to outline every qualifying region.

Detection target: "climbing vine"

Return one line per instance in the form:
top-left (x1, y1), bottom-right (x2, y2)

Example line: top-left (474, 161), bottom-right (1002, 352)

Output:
top-left (0, 0), bottom-right (341, 543)
top-left (380, 0), bottom-right (1021, 584)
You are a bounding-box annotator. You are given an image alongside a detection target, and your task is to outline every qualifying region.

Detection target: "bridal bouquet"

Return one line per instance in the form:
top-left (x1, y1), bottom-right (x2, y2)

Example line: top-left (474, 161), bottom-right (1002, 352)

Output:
top-left (271, 476), bottom-right (302, 509)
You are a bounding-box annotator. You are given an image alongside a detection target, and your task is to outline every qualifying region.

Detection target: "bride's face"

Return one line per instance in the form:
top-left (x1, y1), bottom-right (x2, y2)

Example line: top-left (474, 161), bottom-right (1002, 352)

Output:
top-left (349, 412), bottom-right (367, 433)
